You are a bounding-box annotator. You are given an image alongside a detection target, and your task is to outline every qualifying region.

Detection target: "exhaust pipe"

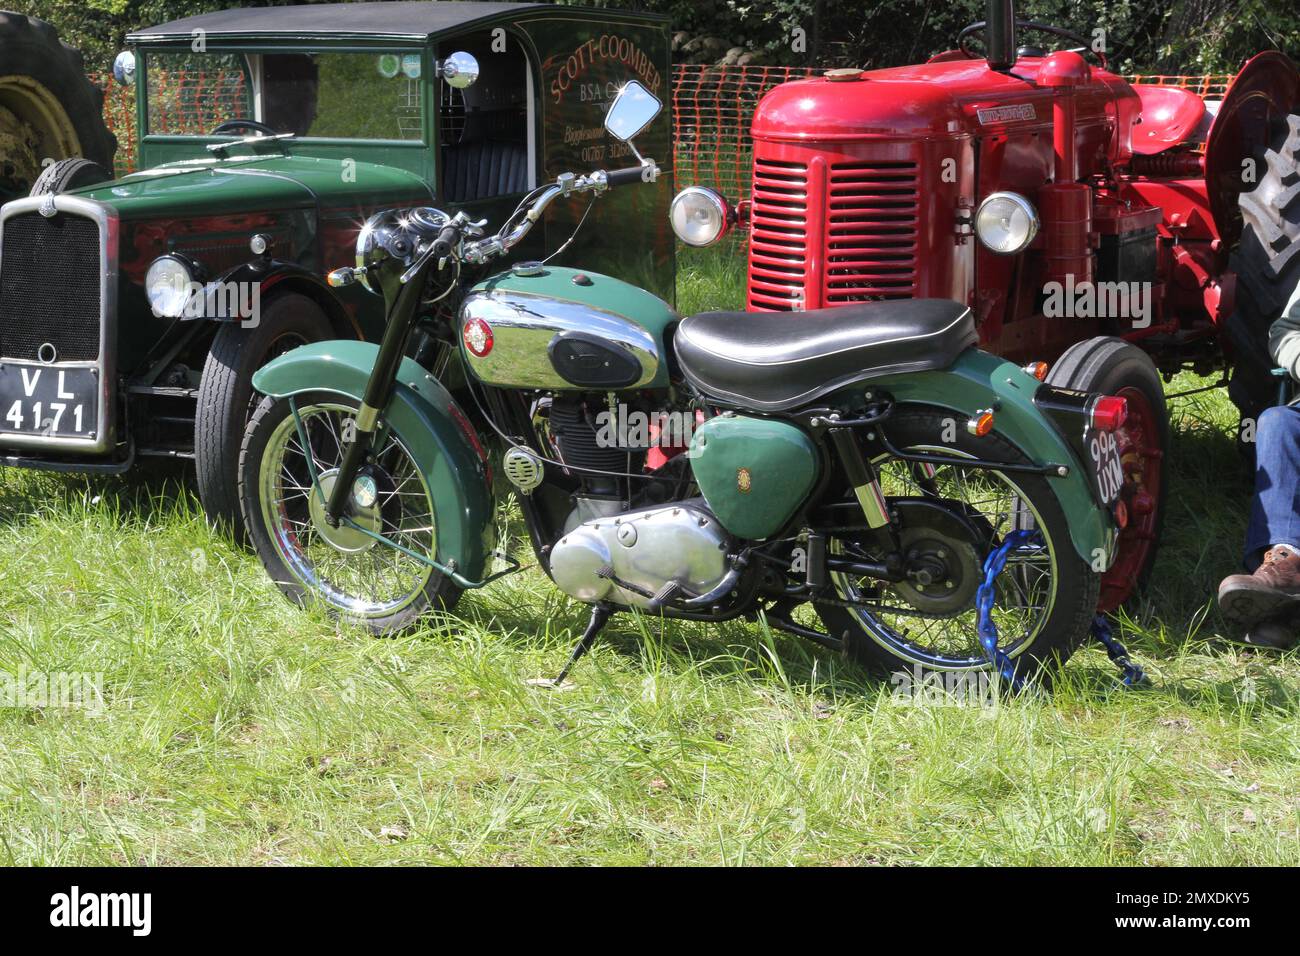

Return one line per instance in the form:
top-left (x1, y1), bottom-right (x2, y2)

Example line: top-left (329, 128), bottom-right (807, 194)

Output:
top-left (986, 0), bottom-right (1017, 72)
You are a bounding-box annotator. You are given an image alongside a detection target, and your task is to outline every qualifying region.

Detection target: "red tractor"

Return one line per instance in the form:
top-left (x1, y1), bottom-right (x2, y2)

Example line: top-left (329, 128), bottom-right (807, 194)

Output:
top-left (670, 0), bottom-right (1300, 610)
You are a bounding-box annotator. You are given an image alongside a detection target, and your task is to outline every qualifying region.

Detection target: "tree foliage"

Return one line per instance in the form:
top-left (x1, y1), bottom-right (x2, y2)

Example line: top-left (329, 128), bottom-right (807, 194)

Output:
top-left (14, 0), bottom-right (1300, 75)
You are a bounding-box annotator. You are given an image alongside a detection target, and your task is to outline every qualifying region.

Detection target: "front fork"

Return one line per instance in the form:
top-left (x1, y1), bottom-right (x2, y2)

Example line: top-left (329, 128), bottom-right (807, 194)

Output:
top-left (323, 265), bottom-right (430, 526)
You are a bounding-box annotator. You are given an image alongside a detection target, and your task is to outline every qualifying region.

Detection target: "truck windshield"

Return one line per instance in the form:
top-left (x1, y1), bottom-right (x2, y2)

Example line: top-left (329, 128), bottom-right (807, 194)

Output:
top-left (145, 50), bottom-right (425, 142)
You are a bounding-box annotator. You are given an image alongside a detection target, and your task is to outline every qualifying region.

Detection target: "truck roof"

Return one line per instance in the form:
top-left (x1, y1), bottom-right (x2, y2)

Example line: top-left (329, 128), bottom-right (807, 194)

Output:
top-left (128, 1), bottom-right (579, 44)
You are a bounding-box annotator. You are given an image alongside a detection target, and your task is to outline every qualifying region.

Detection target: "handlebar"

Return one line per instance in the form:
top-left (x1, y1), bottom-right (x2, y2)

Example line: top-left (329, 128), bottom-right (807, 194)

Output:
top-left (605, 165), bottom-right (650, 187)
top-left (339, 159), bottom-right (660, 289)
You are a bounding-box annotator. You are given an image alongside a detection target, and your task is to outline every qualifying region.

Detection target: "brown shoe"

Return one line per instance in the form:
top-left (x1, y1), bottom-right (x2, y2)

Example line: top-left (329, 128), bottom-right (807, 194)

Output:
top-left (1218, 546), bottom-right (1300, 627)
top-left (1244, 616), bottom-right (1300, 651)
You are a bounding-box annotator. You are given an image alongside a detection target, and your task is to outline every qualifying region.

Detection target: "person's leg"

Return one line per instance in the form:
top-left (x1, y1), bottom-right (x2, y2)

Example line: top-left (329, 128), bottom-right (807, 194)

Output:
top-left (1220, 404), bottom-right (1300, 643)
top-left (1243, 404), bottom-right (1300, 567)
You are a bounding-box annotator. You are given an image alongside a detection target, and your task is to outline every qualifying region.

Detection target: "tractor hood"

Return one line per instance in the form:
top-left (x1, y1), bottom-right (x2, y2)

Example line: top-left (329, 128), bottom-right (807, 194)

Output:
top-left (66, 152), bottom-right (433, 219)
top-left (753, 57), bottom-right (1135, 148)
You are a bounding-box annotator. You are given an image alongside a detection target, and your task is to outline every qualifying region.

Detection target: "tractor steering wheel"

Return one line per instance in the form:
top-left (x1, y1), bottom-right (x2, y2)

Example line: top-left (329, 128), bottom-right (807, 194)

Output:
top-left (957, 20), bottom-right (1109, 70)
top-left (211, 119), bottom-right (280, 137)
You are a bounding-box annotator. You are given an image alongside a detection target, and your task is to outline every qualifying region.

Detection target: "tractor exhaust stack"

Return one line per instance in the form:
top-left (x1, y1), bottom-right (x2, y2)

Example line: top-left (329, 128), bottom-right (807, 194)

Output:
top-left (986, 0), bottom-right (1017, 72)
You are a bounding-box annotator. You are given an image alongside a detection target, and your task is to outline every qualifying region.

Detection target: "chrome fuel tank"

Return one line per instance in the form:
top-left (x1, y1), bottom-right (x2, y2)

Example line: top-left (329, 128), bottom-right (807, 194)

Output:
top-left (458, 265), bottom-right (675, 391)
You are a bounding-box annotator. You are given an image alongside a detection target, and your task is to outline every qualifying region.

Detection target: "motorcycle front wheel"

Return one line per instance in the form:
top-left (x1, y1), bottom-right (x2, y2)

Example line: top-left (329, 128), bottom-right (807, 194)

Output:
top-left (817, 407), bottom-right (1100, 687)
top-left (238, 391), bottom-right (462, 634)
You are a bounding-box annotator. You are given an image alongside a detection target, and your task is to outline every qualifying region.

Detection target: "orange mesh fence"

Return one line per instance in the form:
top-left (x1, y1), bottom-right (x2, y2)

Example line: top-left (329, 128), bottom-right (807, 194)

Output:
top-left (91, 70), bottom-right (250, 177)
top-left (671, 64), bottom-right (818, 203)
top-left (93, 66), bottom-right (1237, 186)
top-left (1125, 73), bottom-right (1235, 97)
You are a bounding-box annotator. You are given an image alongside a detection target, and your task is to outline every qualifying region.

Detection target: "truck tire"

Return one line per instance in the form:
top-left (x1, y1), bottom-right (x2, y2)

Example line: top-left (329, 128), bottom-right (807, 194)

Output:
top-left (195, 293), bottom-right (332, 539)
top-left (1045, 337), bottom-right (1169, 611)
top-left (0, 13), bottom-right (117, 202)
top-left (29, 157), bottom-right (112, 195)
top-left (1226, 112), bottom-right (1300, 430)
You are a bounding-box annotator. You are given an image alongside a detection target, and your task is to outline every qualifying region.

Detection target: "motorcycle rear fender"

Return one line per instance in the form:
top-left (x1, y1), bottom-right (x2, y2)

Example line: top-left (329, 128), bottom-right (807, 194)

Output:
top-left (251, 340), bottom-right (497, 585)
top-left (870, 348), bottom-right (1116, 569)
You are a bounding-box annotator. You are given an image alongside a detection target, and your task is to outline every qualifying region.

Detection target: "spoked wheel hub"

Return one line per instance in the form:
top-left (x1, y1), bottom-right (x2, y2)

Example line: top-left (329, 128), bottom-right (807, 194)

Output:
top-left (307, 468), bottom-right (387, 554)
top-left (893, 502), bottom-right (985, 616)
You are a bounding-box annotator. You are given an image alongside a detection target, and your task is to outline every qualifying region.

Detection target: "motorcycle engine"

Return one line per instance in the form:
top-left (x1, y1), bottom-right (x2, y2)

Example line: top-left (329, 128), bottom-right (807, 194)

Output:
top-left (549, 501), bottom-right (731, 610)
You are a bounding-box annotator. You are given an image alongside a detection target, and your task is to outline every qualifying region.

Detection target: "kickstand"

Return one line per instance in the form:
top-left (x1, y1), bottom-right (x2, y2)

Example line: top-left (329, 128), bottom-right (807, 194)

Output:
top-left (530, 603), bottom-right (613, 688)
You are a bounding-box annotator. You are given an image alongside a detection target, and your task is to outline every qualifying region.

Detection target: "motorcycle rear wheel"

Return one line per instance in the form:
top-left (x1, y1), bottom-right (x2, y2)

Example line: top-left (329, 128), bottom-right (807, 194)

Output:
top-left (238, 391), bottom-right (462, 633)
top-left (817, 407), bottom-right (1100, 687)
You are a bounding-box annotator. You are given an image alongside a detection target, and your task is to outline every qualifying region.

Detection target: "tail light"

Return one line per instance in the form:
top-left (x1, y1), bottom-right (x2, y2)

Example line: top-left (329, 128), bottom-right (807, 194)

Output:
top-left (1090, 396), bottom-right (1129, 431)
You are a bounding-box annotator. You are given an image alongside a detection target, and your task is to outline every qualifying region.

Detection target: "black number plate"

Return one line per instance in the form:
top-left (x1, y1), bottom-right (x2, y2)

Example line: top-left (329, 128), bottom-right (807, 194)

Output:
top-left (0, 363), bottom-right (98, 439)
top-left (1086, 426), bottom-right (1124, 504)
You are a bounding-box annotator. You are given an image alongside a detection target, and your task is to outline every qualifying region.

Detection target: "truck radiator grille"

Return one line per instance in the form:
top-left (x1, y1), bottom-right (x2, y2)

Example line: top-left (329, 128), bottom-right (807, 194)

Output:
top-left (825, 161), bottom-right (918, 303)
top-left (0, 212), bottom-right (102, 362)
top-left (747, 156), bottom-right (919, 310)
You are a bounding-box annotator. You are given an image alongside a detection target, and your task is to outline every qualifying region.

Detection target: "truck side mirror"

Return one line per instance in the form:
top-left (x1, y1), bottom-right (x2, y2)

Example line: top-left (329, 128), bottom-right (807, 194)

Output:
top-left (438, 51), bottom-right (479, 89)
top-left (604, 80), bottom-right (661, 142)
top-left (113, 50), bottom-right (136, 86)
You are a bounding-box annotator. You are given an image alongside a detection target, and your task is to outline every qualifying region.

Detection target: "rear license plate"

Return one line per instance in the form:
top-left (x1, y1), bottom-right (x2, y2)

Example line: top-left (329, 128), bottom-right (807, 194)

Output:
top-left (0, 363), bottom-right (98, 439)
top-left (1086, 426), bottom-right (1124, 504)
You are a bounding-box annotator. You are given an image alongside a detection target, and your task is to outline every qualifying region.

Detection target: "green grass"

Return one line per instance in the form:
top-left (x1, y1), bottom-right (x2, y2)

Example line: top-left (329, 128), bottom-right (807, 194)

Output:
top-left (0, 246), bottom-right (1297, 865)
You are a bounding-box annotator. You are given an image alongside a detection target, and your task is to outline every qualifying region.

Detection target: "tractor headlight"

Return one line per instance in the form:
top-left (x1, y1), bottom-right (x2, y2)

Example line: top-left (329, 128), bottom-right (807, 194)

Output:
top-left (145, 255), bottom-right (197, 317)
top-left (975, 192), bottom-right (1039, 254)
top-left (670, 187), bottom-right (733, 247)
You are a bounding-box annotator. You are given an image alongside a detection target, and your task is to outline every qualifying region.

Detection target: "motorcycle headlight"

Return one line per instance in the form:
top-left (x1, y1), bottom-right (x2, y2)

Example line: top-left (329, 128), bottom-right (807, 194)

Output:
top-left (670, 186), bottom-right (733, 247)
top-left (975, 192), bottom-right (1039, 254)
top-left (145, 255), bottom-right (197, 317)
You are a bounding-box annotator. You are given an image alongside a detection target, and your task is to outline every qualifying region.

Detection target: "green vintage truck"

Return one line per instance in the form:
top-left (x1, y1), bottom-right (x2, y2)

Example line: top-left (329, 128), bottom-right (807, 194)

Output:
top-left (0, 1), bottom-right (673, 533)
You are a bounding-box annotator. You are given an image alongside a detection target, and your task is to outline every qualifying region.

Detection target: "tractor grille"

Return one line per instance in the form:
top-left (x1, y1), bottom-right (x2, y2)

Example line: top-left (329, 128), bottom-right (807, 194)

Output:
top-left (747, 155), bottom-right (919, 310)
top-left (0, 212), bottom-right (102, 362)
top-left (825, 160), bottom-right (918, 303)
top-left (747, 158), bottom-right (809, 310)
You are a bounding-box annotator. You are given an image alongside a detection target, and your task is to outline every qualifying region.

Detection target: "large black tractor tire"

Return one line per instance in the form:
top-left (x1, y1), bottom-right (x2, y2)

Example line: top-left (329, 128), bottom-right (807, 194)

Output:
top-left (194, 293), bottom-right (332, 540)
top-left (1226, 111), bottom-right (1300, 430)
top-left (29, 157), bottom-right (112, 196)
top-left (0, 14), bottom-right (117, 201)
top-left (1045, 337), bottom-right (1169, 611)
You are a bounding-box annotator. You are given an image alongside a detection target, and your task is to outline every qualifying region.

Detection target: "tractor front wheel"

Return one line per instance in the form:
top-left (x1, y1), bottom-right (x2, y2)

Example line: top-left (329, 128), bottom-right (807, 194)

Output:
top-left (1045, 337), bottom-right (1169, 611)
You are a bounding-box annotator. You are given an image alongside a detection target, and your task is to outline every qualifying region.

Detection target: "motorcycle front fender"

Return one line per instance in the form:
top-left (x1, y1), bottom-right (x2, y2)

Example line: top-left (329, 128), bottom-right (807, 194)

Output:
top-left (871, 348), bottom-right (1117, 570)
top-left (252, 340), bottom-right (497, 586)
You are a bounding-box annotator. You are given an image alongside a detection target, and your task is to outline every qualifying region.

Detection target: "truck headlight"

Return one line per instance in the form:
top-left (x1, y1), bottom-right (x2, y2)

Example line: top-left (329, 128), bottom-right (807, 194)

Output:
top-left (670, 187), bottom-right (733, 247)
top-left (975, 192), bottom-right (1039, 254)
top-left (145, 255), bottom-right (197, 317)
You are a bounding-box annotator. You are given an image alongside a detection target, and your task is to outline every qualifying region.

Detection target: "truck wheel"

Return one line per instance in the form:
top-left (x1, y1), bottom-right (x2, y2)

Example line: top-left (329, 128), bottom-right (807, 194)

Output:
top-left (1045, 337), bottom-right (1169, 611)
top-left (0, 13), bottom-right (117, 203)
top-left (1226, 111), bottom-right (1300, 434)
top-left (30, 157), bottom-right (112, 195)
top-left (195, 293), bottom-right (331, 539)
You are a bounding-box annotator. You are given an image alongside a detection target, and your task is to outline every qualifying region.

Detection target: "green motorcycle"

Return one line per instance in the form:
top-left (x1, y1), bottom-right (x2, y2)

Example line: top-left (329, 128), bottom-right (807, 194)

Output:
top-left (239, 81), bottom-right (1127, 685)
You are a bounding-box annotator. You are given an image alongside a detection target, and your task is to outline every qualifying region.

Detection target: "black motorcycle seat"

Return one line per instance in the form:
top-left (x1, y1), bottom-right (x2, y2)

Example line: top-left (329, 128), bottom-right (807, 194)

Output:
top-left (674, 300), bottom-right (977, 411)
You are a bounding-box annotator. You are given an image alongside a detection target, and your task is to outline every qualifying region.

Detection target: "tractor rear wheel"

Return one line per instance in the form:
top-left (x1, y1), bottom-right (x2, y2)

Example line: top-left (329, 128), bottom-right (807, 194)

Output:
top-left (0, 13), bottom-right (117, 203)
top-left (1226, 111), bottom-right (1300, 433)
top-left (1045, 337), bottom-right (1169, 611)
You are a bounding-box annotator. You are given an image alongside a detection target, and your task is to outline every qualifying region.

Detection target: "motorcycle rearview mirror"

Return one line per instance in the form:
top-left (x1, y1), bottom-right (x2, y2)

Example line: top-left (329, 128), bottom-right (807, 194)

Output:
top-left (438, 51), bottom-right (479, 89)
top-left (113, 50), bottom-right (136, 86)
top-left (603, 80), bottom-right (662, 142)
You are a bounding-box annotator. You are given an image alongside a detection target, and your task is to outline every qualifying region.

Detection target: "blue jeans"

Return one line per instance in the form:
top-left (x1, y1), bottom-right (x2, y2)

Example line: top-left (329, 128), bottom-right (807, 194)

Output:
top-left (1245, 404), bottom-right (1300, 566)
